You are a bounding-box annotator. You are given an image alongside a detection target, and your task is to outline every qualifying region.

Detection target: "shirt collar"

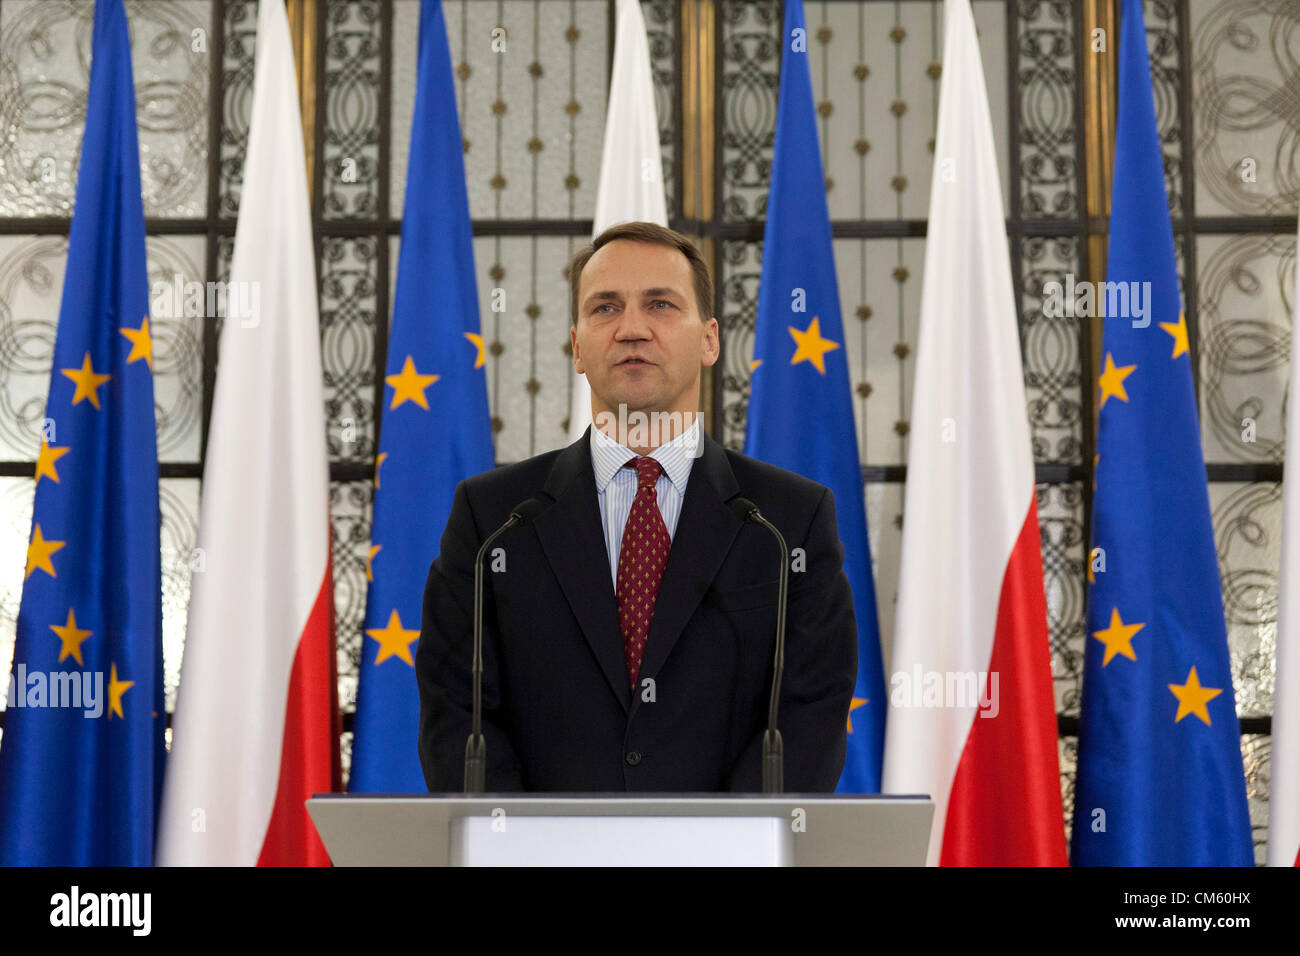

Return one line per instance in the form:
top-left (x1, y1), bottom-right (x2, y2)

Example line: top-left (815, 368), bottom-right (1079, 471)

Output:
top-left (590, 415), bottom-right (702, 495)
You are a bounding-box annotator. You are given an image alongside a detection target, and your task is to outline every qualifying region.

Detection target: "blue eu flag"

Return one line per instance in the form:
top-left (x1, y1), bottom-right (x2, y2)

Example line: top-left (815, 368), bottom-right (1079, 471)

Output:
top-left (743, 0), bottom-right (886, 793)
top-left (349, 0), bottom-right (494, 792)
top-left (0, 0), bottom-right (164, 865)
top-left (1071, 0), bottom-right (1253, 865)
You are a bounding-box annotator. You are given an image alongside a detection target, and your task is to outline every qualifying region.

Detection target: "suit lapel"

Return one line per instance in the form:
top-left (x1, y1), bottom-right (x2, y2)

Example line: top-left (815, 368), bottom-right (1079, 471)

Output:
top-left (534, 427), bottom-right (744, 718)
top-left (535, 429), bottom-right (632, 712)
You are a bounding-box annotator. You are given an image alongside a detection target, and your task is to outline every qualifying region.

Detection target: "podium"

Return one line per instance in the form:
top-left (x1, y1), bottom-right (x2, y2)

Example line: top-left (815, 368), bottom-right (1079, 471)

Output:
top-left (307, 794), bottom-right (934, 866)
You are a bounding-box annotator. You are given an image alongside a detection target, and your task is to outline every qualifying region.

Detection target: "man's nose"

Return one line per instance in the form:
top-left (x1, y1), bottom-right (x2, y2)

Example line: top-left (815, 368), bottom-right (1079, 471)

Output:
top-left (612, 308), bottom-right (652, 339)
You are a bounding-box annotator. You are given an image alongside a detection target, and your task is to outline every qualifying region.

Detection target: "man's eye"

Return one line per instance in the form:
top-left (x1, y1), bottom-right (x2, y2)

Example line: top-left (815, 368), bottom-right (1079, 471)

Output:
top-left (651, 300), bottom-right (672, 309)
top-left (594, 303), bottom-right (614, 314)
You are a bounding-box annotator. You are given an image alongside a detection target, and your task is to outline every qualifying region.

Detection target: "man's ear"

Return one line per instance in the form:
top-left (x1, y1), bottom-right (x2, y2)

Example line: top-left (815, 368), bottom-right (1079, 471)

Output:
top-left (701, 317), bottom-right (720, 367)
top-left (571, 324), bottom-right (586, 374)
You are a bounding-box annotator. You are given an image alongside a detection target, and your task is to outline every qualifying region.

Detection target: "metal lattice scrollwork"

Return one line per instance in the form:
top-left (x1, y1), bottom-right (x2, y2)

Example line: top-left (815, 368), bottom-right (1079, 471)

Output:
top-left (1017, 0), bottom-right (1078, 219)
top-left (330, 480), bottom-right (373, 716)
top-left (1037, 482), bottom-right (1087, 717)
top-left (1020, 235), bottom-right (1085, 464)
top-left (1197, 233), bottom-right (1294, 462)
top-left (1144, 0), bottom-right (1182, 216)
top-left (0, 230), bottom-right (202, 468)
top-left (0, 0), bottom-right (208, 219)
top-left (0, 0), bottom-right (85, 217)
top-left (1059, 735), bottom-right (1078, 846)
top-left (220, 0), bottom-right (259, 219)
top-left (129, 0), bottom-right (210, 218)
top-left (643, 0), bottom-right (677, 212)
top-left (0, 237), bottom-right (64, 459)
top-left (214, 232), bottom-right (236, 282)
top-left (721, 0), bottom-right (779, 222)
top-left (322, 0), bottom-right (382, 221)
top-left (1210, 481), bottom-right (1281, 719)
top-left (1242, 733), bottom-right (1271, 864)
top-left (1192, 0), bottom-right (1300, 217)
top-left (319, 235), bottom-right (378, 462)
top-left (719, 239), bottom-right (763, 452)
top-left (1172, 226), bottom-right (1188, 308)
top-left (145, 236), bottom-right (206, 462)
top-left (213, 233), bottom-right (237, 347)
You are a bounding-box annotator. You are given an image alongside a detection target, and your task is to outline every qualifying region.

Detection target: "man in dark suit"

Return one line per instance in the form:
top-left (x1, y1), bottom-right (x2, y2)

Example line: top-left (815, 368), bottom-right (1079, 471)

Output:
top-left (416, 221), bottom-right (857, 792)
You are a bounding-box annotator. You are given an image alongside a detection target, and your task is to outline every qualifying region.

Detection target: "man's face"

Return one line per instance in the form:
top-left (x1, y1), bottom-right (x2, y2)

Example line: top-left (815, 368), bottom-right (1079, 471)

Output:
top-left (571, 239), bottom-right (719, 417)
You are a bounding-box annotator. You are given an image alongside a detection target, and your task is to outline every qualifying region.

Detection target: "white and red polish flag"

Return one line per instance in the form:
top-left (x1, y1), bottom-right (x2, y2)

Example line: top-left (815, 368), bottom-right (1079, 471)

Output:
top-left (567, 0), bottom-right (667, 442)
top-left (1268, 212), bottom-right (1300, 867)
top-left (881, 0), bottom-right (1066, 865)
top-left (156, 0), bottom-right (339, 866)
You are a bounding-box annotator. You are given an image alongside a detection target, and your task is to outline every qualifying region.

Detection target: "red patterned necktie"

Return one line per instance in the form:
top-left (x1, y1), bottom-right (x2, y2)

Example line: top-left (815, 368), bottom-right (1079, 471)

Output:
top-left (616, 456), bottom-right (671, 689)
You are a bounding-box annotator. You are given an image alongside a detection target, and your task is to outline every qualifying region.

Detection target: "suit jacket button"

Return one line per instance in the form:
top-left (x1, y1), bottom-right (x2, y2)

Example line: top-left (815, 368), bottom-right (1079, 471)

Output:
top-left (625, 750), bottom-right (642, 766)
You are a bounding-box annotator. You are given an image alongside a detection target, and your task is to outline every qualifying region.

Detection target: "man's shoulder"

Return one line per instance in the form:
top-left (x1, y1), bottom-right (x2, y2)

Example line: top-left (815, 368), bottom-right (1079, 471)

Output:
top-left (459, 444), bottom-right (568, 507)
top-left (722, 445), bottom-right (826, 497)
top-left (717, 444), bottom-right (831, 518)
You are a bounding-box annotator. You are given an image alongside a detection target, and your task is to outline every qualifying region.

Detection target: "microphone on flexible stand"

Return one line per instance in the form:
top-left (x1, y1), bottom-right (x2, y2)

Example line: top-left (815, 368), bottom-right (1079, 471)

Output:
top-left (727, 496), bottom-right (789, 794)
top-left (465, 497), bottom-right (546, 794)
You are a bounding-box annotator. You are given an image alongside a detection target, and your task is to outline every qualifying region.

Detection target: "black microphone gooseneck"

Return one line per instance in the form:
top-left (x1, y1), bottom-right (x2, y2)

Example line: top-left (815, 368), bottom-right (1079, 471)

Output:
top-left (727, 496), bottom-right (789, 794)
top-left (465, 497), bottom-right (545, 793)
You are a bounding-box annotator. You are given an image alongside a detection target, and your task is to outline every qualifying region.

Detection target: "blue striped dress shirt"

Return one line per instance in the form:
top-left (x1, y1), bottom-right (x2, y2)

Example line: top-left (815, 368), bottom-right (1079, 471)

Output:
top-left (589, 417), bottom-right (703, 586)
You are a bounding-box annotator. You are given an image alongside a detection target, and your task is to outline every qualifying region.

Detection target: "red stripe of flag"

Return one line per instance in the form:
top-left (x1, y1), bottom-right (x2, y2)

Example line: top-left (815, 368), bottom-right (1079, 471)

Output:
top-left (257, 549), bottom-right (340, 867)
top-left (940, 498), bottom-right (1067, 866)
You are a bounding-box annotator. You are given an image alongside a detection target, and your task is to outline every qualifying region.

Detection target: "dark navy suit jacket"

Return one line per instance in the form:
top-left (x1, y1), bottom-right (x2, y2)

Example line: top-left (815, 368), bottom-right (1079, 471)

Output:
top-left (415, 426), bottom-right (857, 792)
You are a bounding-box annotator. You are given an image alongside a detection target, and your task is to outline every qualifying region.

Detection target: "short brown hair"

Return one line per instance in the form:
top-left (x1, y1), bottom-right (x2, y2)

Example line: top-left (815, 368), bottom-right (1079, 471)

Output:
top-left (567, 221), bottom-right (713, 327)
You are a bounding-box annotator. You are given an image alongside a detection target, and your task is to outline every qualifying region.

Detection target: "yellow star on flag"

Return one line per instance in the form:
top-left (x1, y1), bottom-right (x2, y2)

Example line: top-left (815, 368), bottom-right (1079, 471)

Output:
top-left (1098, 352), bottom-right (1137, 408)
top-left (50, 608), bottom-right (92, 666)
top-left (61, 352), bottom-right (111, 409)
top-left (1169, 666), bottom-right (1223, 725)
top-left (788, 316), bottom-right (840, 374)
top-left (1158, 310), bottom-right (1189, 360)
top-left (750, 358), bottom-right (762, 373)
top-left (385, 355), bottom-right (439, 410)
top-left (119, 316), bottom-right (154, 370)
top-left (846, 696), bottom-right (868, 733)
top-left (34, 440), bottom-right (71, 487)
top-left (464, 332), bottom-right (486, 369)
top-left (1092, 607), bottom-right (1143, 666)
top-left (25, 524), bottom-right (65, 581)
top-left (367, 544), bottom-right (381, 582)
top-left (365, 609), bottom-right (420, 666)
top-left (107, 662), bottom-right (134, 720)
top-left (374, 452), bottom-right (388, 489)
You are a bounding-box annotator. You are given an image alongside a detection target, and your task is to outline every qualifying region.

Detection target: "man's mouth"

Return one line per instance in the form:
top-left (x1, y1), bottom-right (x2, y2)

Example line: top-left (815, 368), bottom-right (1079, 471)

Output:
top-left (616, 357), bottom-right (654, 366)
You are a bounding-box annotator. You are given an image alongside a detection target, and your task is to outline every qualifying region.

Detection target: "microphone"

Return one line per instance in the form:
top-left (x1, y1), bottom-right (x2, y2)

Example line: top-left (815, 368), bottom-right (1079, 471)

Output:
top-left (465, 497), bottom-right (546, 793)
top-left (727, 496), bottom-right (789, 794)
